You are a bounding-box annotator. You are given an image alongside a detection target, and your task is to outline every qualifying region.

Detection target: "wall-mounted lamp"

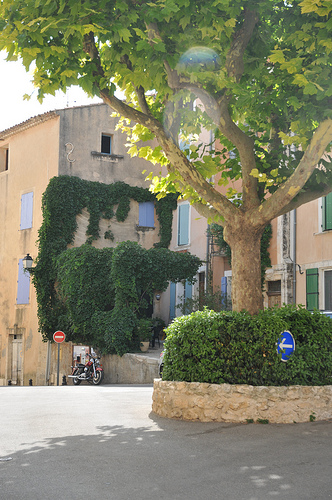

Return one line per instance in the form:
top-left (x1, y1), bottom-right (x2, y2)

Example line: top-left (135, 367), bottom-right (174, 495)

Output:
top-left (155, 293), bottom-right (161, 301)
top-left (22, 253), bottom-right (33, 270)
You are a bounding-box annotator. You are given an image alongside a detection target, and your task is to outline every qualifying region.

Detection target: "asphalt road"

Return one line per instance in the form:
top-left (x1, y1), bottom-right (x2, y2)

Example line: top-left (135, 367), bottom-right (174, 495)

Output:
top-left (0, 385), bottom-right (331, 500)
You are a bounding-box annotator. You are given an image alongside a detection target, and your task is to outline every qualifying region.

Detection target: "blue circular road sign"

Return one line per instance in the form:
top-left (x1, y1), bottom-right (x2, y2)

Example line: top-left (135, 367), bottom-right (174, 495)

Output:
top-left (277, 331), bottom-right (295, 362)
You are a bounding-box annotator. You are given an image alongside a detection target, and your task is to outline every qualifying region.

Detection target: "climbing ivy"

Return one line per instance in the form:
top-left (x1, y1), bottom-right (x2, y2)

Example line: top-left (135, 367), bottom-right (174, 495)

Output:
top-left (54, 242), bottom-right (201, 354)
top-left (31, 175), bottom-right (197, 353)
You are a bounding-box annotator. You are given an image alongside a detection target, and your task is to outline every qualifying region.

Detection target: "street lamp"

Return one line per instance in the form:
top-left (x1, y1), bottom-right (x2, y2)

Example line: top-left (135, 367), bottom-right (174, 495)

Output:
top-left (22, 253), bottom-right (33, 271)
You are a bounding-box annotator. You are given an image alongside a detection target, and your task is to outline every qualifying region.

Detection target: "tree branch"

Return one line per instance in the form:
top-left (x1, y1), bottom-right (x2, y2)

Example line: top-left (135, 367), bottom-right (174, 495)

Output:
top-left (120, 54), bottom-right (151, 115)
top-left (275, 184), bottom-right (332, 218)
top-left (257, 118), bottom-right (332, 224)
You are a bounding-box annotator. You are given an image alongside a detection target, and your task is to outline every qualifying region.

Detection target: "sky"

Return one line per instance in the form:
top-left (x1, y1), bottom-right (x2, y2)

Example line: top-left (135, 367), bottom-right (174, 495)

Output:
top-left (0, 51), bottom-right (102, 132)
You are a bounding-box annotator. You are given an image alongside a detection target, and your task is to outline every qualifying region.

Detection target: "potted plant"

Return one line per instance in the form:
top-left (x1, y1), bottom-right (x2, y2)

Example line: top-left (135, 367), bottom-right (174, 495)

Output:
top-left (137, 318), bottom-right (153, 352)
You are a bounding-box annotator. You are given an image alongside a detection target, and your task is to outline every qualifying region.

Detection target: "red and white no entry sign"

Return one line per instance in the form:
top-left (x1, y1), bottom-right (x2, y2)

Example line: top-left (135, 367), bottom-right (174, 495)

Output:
top-left (53, 331), bottom-right (66, 343)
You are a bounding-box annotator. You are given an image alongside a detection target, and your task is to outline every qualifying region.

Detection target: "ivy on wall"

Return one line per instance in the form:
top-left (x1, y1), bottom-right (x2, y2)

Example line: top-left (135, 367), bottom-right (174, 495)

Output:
top-left (31, 175), bottom-right (197, 353)
top-left (56, 242), bottom-right (201, 354)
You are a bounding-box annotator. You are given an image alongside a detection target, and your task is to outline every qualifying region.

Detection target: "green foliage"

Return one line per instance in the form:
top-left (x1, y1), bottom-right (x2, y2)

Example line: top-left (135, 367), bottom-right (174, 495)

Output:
top-left (309, 412), bottom-right (316, 422)
top-left (209, 223), bottom-right (273, 286)
top-left (2, 0), bottom-right (332, 313)
top-left (31, 175), bottom-right (195, 352)
top-left (1, 0), bottom-right (331, 199)
top-left (55, 241), bottom-right (201, 355)
top-left (137, 317), bottom-right (153, 342)
top-left (162, 306), bottom-right (332, 386)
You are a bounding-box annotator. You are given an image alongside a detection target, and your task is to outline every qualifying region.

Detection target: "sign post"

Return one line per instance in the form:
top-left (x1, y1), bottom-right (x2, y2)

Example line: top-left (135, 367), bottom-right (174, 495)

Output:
top-left (53, 331), bottom-right (66, 386)
top-left (277, 330), bottom-right (295, 362)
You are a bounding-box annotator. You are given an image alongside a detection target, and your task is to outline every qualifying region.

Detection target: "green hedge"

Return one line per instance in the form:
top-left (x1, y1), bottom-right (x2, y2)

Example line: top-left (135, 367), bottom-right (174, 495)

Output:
top-left (162, 306), bottom-right (332, 386)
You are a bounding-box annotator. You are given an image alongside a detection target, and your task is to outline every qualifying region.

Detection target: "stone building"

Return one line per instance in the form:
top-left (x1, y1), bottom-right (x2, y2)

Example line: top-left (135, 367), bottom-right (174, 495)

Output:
top-left (0, 103), bottom-right (162, 386)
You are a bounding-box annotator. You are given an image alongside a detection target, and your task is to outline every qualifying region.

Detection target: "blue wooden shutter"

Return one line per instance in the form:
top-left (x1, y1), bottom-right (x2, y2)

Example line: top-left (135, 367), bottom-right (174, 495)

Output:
top-left (178, 204), bottom-right (189, 245)
top-left (221, 276), bottom-right (227, 308)
top-left (169, 282), bottom-right (176, 320)
top-left (184, 280), bottom-right (192, 314)
top-left (17, 259), bottom-right (30, 304)
top-left (185, 280), bottom-right (192, 300)
top-left (20, 192), bottom-right (33, 230)
top-left (322, 192), bottom-right (332, 231)
top-left (139, 202), bottom-right (155, 227)
top-left (306, 268), bottom-right (319, 310)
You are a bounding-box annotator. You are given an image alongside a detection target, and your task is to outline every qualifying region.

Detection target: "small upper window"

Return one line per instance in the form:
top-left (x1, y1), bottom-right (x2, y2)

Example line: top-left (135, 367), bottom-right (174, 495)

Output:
top-left (0, 145), bottom-right (9, 173)
top-left (101, 134), bottom-right (112, 154)
top-left (20, 192), bottom-right (34, 230)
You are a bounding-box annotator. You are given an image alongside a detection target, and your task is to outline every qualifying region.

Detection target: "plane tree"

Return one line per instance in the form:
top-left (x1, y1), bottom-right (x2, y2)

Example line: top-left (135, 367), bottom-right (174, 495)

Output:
top-left (1, 0), bottom-right (332, 314)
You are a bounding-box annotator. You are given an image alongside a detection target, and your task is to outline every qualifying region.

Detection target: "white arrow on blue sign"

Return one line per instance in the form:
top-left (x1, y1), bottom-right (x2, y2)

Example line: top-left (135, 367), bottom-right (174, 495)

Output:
top-left (277, 330), bottom-right (296, 362)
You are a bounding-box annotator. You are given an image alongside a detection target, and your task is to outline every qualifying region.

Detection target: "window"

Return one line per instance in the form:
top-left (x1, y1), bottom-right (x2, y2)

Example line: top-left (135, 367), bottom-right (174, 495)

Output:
top-left (101, 134), bottom-right (112, 154)
top-left (17, 259), bottom-right (30, 304)
top-left (20, 192), bottom-right (33, 230)
top-left (0, 145), bottom-right (9, 172)
top-left (325, 270), bottom-right (332, 310)
top-left (178, 203), bottom-right (190, 246)
top-left (138, 202), bottom-right (155, 227)
top-left (322, 192), bottom-right (332, 231)
top-left (306, 268), bottom-right (319, 310)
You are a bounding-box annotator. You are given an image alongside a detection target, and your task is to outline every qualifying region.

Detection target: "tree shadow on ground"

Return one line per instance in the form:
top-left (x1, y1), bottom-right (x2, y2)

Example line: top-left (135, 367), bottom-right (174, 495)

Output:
top-left (1, 415), bottom-right (331, 500)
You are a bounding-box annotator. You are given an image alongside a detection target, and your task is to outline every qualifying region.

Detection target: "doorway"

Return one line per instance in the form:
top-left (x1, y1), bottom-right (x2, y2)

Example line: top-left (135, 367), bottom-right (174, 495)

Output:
top-left (10, 334), bottom-right (23, 385)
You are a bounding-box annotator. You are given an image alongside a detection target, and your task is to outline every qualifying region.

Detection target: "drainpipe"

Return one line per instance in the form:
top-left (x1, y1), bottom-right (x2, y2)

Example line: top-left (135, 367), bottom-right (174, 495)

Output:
top-left (292, 209), bottom-right (297, 304)
top-left (45, 340), bottom-right (52, 385)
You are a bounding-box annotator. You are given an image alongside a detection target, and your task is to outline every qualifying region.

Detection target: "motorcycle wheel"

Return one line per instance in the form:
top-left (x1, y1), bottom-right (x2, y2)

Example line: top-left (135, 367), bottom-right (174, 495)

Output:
top-left (92, 370), bottom-right (104, 385)
top-left (72, 369), bottom-right (82, 385)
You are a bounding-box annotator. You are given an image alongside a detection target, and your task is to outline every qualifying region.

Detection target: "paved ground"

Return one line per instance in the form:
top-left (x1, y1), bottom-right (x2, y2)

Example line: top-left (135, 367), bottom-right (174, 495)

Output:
top-left (1, 385), bottom-right (331, 500)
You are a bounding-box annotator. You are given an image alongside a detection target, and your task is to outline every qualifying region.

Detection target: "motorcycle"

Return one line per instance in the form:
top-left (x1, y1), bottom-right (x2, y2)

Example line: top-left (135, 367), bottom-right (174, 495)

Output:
top-left (68, 353), bottom-right (104, 385)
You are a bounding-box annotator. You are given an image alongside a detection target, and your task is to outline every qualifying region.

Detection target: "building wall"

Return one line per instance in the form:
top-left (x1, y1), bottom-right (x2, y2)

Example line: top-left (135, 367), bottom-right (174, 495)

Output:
top-left (265, 197), bottom-right (332, 311)
top-left (57, 103), bottom-right (154, 187)
top-left (295, 198), bottom-right (332, 310)
top-left (0, 104), bottom-right (164, 385)
top-left (158, 202), bottom-right (212, 324)
top-left (0, 116), bottom-right (61, 385)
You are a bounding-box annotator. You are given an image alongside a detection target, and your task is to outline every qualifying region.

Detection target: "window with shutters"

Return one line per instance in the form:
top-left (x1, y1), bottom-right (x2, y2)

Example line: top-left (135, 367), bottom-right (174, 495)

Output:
top-left (17, 259), bottom-right (30, 304)
top-left (138, 201), bottom-right (155, 228)
top-left (101, 133), bottom-right (112, 154)
top-left (306, 268), bottom-right (319, 310)
top-left (325, 270), bottom-right (332, 311)
top-left (20, 192), bottom-right (33, 230)
top-left (322, 192), bottom-right (332, 231)
top-left (177, 203), bottom-right (190, 246)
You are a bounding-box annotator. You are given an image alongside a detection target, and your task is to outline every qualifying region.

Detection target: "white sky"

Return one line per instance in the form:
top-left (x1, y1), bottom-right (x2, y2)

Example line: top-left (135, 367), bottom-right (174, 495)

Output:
top-left (0, 51), bottom-right (102, 132)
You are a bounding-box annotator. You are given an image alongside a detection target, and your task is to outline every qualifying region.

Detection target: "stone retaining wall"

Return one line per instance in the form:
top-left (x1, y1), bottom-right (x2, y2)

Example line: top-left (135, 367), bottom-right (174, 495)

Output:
top-left (152, 379), bottom-right (332, 423)
top-left (102, 353), bottom-right (159, 384)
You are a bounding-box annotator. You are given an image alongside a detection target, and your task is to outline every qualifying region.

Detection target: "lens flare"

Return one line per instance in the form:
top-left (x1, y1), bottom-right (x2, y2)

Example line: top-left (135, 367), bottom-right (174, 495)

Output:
top-left (177, 47), bottom-right (220, 72)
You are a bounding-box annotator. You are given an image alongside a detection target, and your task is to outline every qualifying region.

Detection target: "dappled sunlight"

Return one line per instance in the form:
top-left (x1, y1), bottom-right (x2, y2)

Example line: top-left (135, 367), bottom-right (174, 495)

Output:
top-left (1, 387), bottom-right (331, 499)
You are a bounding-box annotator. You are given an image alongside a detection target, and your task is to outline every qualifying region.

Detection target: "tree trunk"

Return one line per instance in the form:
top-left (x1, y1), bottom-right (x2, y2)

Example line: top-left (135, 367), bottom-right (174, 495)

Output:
top-left (224, 224), bottom-right (264, 315)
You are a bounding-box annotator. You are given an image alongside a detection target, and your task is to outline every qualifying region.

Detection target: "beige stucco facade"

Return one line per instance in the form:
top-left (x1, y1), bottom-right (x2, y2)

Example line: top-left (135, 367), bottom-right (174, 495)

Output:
top-left (265, 199), bottom-right (332, 311)
top-left (0, 103), bottom-right (163, 386)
